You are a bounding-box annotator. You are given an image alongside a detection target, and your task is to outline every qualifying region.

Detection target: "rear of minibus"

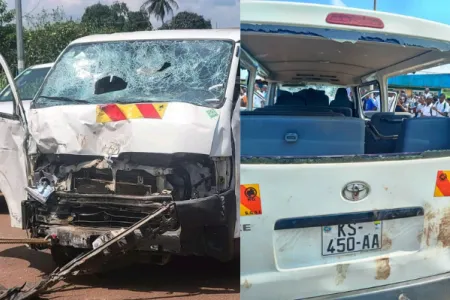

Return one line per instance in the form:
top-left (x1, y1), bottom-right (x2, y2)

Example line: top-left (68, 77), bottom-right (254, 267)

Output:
top-left (240, 1), bottom-right (450, 299)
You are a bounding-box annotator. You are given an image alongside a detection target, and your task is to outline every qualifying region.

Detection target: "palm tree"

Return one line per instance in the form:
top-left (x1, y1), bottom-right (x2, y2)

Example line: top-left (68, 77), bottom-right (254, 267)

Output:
top-left (141, 0), bottom-right (179, 25)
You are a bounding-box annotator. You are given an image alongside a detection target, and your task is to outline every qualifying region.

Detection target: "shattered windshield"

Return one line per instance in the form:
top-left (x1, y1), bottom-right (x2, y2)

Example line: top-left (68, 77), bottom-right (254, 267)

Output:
top-left (34, 40), bottom-right (234, 108)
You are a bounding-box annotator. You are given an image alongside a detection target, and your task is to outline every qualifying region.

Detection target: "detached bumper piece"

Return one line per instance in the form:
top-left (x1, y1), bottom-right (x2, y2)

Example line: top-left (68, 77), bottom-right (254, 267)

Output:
top-left (175, 189), bottom-right (236, 262)
top-left (0, 203), bottom-right (174, 300)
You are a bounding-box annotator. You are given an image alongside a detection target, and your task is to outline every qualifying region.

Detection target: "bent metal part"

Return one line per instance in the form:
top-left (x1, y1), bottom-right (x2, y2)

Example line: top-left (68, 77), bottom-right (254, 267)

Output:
top-left (0, 203), bottom-right (174, 300)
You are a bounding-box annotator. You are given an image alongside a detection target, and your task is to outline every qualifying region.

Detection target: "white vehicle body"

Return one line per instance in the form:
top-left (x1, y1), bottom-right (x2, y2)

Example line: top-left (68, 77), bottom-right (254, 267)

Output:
top-left (0, 63), bottom-right (53, 115)
top-left (241, 1), bottom-right (450, 299)
top-left (0, 29), bottom-right (240, 265)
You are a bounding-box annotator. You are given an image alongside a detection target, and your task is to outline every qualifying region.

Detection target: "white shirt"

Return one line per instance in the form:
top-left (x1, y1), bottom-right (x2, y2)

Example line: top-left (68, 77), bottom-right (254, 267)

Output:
top-left (374, 95), bottom-right (381, 111)
top-left (420, 104), bottom-right (434, 117)
top-left (434, 100), bottom-right (449, 117)
top-left (253, 92), bottom-right (265, 108)
top-left (416, 103), bottom-right (424, 117)
top-left (424, 92), bottom-right (432, 99)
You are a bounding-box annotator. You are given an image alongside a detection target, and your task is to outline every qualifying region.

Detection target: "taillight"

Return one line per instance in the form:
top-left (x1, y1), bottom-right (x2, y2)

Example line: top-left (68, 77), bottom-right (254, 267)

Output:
top-left (326, 13), bottom-right (384, 29)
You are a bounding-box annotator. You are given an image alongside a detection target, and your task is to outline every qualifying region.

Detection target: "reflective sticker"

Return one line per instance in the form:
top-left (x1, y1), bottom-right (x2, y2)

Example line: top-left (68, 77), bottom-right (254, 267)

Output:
top-left (96, 103), bottom-right (168, 123)
top-left (240, 184), bottom-right (262, 216)
top-left (206, 108), bottom-right (219, 119)
top-left (434, 171), bottom-right (450, 197)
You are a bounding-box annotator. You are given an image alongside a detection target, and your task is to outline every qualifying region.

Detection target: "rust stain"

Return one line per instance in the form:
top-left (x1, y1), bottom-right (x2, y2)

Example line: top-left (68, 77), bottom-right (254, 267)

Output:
top-left (417, 231), bottom-right (423, 244)
top-left (438, 207), bottom-right (450, 247)
top-left (375, 257), bottom-right (390, 280)
top-left (381, 234), bottom-right (392, 250)
top-left (383, 186), bottom-right (388, 191)
top-left (335, 264), bottom-right (349, 285)
top-left (242, 279), bottom-right (252, 289)
top-left (424, 224), bottom-right (436, 247)
top-left (424, 203), bottom-right (436, 221)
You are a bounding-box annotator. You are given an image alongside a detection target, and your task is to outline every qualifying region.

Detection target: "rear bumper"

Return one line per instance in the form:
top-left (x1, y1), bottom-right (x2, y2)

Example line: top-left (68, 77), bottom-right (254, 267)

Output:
top-left (39, 189), bottom-right (237, 261)
top-left (305, 272), bottom-right (450, 300)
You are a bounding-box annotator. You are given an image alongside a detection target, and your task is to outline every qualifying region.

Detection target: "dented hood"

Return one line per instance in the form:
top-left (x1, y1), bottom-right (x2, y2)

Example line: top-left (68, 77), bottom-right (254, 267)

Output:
top-left (28, 102), bottom-right (228, 156)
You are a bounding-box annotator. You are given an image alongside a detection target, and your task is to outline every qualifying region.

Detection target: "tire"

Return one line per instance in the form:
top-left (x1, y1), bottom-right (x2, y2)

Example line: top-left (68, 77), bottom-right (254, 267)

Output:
top-left (51, 245), bottom-right (83, 267)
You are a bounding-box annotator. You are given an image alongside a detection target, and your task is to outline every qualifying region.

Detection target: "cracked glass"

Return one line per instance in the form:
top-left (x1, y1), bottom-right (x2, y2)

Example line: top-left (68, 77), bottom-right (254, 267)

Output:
top-left (34, 40), bottom-right (234, 108)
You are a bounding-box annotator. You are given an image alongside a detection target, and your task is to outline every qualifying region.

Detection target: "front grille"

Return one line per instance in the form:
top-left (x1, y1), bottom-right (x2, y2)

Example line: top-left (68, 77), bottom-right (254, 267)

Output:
top-left (72, 168), bottom-right (156, 196)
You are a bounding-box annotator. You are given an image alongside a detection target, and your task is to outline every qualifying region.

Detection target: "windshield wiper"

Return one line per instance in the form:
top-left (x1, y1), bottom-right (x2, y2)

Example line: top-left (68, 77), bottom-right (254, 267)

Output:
top-left (38, 96), bottom-right (90, 104)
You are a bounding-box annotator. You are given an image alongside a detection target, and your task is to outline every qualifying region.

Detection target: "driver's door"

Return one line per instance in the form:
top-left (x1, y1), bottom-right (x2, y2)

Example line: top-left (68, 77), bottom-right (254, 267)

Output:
top-left (0, 55), bottom-right (30, 228)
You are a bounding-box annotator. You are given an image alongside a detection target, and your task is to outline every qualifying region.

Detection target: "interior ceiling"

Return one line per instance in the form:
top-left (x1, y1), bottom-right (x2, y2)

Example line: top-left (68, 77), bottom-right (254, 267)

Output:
top-left (242, 33), bottom-right (430, 85)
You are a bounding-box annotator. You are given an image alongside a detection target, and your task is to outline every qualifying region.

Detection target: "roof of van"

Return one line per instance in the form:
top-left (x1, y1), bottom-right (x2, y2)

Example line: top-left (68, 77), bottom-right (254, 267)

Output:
top-left (241, 1), bottom-right (450, 41)
top-left (240, 1), bottom-right (450, 85)
top-left (70, 29), bottom-right (239, 45)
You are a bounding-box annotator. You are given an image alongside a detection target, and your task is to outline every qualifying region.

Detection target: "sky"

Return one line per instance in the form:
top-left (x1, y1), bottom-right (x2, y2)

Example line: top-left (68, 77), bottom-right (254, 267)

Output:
top-left (5, 0), bottom-right (240, 29)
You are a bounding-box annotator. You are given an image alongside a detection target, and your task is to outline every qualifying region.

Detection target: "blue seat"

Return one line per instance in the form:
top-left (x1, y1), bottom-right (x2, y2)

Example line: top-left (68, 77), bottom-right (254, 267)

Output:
top-left (396, 117), bottom-right (450, 153)
top-left (330, 88), bottom-right (353, 109)
top-left (258, 105), bottom-right (352, 117)
top-left (241, 115), bottom-right (365, 156)
top-left (365, 113), bottom-right (413, 154)
top-left (244, 110), bottom-right (343, 117)
top-left (370, 113), bottom-right (412, 136)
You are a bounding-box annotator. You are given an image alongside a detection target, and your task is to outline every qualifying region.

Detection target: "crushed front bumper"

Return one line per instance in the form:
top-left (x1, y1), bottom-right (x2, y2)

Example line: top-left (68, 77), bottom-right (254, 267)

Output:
top-left (27, 189), bottom-right (236, 262)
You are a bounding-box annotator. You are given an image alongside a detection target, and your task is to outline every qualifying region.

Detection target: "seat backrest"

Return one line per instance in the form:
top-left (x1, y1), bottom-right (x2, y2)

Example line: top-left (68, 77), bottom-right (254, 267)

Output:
top-left (241, 115), bottom-right (365, 156)
top-left (370, 112), bottom-right (413, 136)
top-left (396, 117), bottom-right (450, 153)
top-left (330, 88), bottom-right (353, 109)
top-left (244, 110), bottom-right (344, 117)
top-left (276, 90), bottom-right (294, 105)
top-left (302, 89), bottom-right (329, 107)
top-left (258, 105), bottom-right (352, 117)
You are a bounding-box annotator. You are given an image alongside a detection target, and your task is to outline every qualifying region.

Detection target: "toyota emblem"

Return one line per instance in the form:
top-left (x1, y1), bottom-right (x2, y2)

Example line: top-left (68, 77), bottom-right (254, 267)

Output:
top-left (342, 181), bottom-right (370, 201)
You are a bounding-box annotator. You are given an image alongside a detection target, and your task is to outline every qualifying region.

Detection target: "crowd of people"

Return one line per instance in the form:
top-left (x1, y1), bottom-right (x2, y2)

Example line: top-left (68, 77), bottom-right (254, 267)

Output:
top-left (240, 83), bottom-right (268, 108)
top-left (364, 87), bottom-right (450, 117)
top-left (241, 83), bottom-right (450, 118)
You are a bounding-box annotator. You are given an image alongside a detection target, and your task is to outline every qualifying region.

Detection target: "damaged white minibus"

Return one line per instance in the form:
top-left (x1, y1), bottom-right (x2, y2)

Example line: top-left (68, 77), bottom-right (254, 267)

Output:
top-left (240, 1), bottom-right (450, 299)
top-left (0, 29), bottom-right (240, 265)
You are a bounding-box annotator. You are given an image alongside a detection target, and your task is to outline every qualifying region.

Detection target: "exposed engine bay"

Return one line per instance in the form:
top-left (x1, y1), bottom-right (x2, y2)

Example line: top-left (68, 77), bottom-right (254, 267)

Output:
top-left (22, 152), bottom-right (232, 250)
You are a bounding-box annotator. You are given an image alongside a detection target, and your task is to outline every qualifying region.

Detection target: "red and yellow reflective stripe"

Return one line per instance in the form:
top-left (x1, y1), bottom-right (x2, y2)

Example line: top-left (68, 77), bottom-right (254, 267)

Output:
top-left (434, 170), bottom-right (450, 197)
top-left (96, 103), bottom-right (168, 123)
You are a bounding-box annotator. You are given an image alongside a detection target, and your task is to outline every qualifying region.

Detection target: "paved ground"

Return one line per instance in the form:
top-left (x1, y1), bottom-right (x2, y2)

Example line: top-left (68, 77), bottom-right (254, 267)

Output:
top-left (0, 201), bottom-right (239, 300)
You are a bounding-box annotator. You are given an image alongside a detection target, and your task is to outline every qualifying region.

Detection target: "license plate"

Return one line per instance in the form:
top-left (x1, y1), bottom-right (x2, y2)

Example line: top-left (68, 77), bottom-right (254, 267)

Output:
top-left (322, 221), bottom-right (382, 256)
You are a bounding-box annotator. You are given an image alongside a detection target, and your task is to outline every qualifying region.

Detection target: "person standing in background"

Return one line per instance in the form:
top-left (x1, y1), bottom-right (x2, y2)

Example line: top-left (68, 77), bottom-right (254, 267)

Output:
top-left (418, 96), bottom-right (435, 117)
top-left (432, 93), bottom-right (449, 117)
top-left (424, 87), bottom-right (432, 99)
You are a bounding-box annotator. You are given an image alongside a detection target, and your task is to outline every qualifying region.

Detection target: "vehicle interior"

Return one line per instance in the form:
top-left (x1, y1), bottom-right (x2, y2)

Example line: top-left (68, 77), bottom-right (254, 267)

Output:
top-left (240, 31), bottom-right (450, 158)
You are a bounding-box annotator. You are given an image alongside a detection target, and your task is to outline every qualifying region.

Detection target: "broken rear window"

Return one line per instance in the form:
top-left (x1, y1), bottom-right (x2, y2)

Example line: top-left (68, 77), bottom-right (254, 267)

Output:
top-left (33, 40), bottom-right (234, 108)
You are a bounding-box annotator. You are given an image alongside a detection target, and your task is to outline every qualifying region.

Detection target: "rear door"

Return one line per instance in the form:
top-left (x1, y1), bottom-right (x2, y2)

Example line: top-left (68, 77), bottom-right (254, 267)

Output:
top-left (240, 156), bottom-right (450, 299)
top-left (0, 54), bottom-right (30, 228)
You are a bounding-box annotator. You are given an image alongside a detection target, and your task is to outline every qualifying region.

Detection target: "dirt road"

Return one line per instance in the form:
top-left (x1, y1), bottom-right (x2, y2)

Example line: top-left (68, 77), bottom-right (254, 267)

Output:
top-left (0, 201), bottom-right (239, 300)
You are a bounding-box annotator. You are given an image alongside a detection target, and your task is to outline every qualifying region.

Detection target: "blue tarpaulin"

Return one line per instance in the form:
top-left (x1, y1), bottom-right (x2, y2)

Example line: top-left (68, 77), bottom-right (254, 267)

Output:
top-left (388, 74), bottom-right (450, 89)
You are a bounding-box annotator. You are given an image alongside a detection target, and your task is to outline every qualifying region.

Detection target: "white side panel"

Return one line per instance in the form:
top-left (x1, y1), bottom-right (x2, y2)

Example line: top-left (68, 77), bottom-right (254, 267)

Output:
top-left (0, 116), bottom-right (27, 228)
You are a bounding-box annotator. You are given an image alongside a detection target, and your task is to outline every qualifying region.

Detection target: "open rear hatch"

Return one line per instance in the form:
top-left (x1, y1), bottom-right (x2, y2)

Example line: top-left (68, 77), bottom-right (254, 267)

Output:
top-left (240, 2), bottom-right (450, 299)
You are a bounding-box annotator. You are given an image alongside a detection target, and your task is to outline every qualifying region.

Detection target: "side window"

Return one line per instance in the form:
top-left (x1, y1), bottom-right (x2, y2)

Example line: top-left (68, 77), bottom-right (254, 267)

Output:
top-left (358, 82), bottom-right (381, 117)
top-left (240, 66), bottom-right (249, 110)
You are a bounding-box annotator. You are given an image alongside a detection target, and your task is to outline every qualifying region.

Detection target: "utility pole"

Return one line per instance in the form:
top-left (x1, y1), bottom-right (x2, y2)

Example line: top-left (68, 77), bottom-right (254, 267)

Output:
top-left (15, 0), bottom-right (25, 73)
top-left (373, 0), bottom-right (377, 11)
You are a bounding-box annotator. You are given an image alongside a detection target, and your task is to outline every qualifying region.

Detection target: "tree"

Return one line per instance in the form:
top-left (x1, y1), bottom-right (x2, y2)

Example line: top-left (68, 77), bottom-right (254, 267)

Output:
top-left (141, 0), bottom-right (178, 25)
top-left (0, 0), bottom-right (16, 74)
top-left (160, 11), bottom-right (212, 30)
top-left (82, 2), bottom-right (151, 32)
